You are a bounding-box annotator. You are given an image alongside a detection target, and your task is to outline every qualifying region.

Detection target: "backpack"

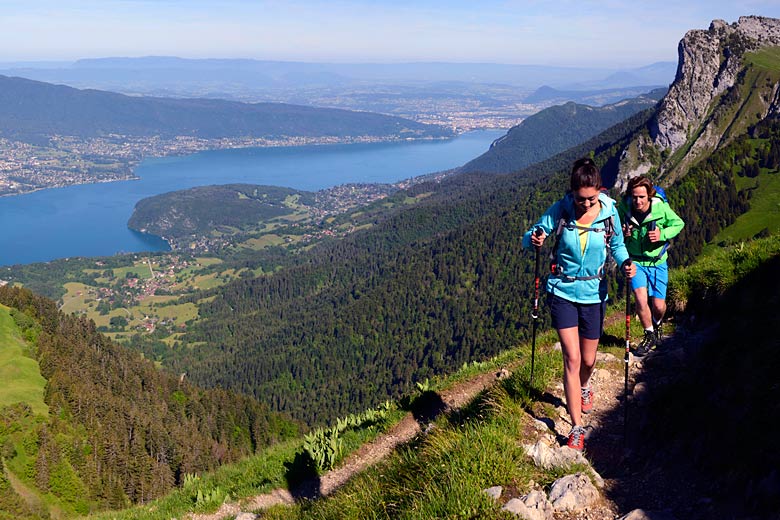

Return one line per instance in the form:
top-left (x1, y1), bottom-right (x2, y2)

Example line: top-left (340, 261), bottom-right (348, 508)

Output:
top-left (549, 195), bottom-right (618, 282)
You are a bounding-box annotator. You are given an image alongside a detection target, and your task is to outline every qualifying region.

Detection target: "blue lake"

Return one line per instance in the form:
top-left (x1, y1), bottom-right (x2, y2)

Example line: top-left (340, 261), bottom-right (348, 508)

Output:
top-left (0, 130), bottom-right (503, 266)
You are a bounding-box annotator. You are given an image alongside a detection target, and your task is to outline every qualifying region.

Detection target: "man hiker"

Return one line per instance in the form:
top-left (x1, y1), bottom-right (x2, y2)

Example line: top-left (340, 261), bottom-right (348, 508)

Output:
top-left (619, 175), bottom-right (685, 357)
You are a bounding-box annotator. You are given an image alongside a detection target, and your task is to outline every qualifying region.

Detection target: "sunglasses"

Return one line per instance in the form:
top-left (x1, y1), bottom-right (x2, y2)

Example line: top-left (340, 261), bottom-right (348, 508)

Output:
top-left (574, 194), bottom-right (599, 204)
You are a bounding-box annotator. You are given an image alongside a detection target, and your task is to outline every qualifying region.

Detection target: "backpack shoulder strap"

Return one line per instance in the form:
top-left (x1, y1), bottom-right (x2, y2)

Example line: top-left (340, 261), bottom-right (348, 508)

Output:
top-left (550, 197), bottom-right (569, 260)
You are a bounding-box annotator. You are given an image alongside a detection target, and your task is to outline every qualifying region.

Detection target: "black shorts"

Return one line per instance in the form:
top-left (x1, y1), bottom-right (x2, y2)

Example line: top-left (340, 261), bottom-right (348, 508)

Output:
top-left (549, 294), bottom-right (606, 340)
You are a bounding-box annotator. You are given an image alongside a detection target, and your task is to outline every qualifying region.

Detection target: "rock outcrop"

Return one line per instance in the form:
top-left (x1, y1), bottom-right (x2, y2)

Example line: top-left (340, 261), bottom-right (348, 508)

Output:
top-left (615, 16), bottom-right (780, 191)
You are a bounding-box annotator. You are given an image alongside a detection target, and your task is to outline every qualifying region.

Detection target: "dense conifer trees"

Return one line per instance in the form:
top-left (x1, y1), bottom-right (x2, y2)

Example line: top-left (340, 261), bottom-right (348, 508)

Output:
top-left (0, 286), bottom-right (300, 509)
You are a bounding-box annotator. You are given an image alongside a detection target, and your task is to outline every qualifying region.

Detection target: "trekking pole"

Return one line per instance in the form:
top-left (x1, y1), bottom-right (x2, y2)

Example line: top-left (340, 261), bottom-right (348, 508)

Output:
top-left (530, 228), bottom-right (543, 389)
top-left (623, 260), bottom-right (632, 446)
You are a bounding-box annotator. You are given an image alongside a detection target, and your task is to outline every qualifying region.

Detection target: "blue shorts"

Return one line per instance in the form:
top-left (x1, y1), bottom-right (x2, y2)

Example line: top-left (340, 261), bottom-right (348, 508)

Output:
top-left (549, 294), bottom-right (606, 340)
top-left (631, 262), bottom-right (669, 299)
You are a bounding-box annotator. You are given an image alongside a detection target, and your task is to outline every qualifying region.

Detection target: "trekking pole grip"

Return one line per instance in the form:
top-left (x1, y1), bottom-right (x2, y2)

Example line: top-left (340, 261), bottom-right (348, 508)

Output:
top-left (624, 260), bottom-right (632, 360)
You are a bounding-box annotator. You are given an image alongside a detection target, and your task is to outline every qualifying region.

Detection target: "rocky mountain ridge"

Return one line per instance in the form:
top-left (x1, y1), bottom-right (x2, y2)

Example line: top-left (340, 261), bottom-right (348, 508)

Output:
top-left (616, 15), bottom-right (780, 190)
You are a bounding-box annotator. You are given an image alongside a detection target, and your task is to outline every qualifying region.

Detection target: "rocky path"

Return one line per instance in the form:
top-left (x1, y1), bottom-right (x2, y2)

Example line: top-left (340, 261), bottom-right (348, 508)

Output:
top-left (490, 324), bottom-right (717, 520)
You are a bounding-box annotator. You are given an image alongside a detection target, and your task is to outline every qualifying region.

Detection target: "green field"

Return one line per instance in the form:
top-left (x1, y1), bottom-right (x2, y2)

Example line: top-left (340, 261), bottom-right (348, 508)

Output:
top-left (243, 233), bottom-right (287, 249)
top-left (714, 170), bottom-right (780, 244)
top-left (0, 304), bottom-right (48, 416)
top-left (746, 46), bottom-right (780, 69)
top-left (59, 282), bottom-right (94, 315)
top-left (53, 255), bottom-right (234, 345)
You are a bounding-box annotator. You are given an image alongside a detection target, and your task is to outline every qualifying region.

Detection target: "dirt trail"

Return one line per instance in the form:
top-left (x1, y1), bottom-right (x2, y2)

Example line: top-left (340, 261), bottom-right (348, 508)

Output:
top-left (187, 370), bottom-right (504, 520)
top-left (5, 463), bottom-right (65, 519)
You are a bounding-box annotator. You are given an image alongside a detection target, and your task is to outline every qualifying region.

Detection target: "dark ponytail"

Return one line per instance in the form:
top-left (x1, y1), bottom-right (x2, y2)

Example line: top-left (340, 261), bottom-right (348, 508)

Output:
top-left (570, 158), bottom-right (601, 191)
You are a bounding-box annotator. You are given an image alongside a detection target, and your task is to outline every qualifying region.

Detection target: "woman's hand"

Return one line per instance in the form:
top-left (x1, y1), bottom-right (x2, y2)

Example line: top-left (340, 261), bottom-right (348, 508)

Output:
top-left (623, 260), bottom-right (636, 278)
top-left (530, 229), bottom-right (546, 248)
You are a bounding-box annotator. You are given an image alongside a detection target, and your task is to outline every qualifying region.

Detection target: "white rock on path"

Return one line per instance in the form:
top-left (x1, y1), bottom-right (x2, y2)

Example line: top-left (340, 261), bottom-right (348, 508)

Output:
top-left (594, 367), bottom-right (612, 381)
top-left (482, 485), bottom-right (503, 500)
top-left (524, 440), bottom-right (588, 470)
top-left (523, 489), bottom-right (554, 520)
top-left (596, 352), bottom-right (618, 363)
top-left (502, 490), bottom-right (554, 520)
top-left (524, 440), bottom-right (605, 489)
top-left (531, 418), bottom-right (551, 433)
top-left (548, 472), bottom-right (600, 512)
top-left (617, 508), bottom-right (678, 520)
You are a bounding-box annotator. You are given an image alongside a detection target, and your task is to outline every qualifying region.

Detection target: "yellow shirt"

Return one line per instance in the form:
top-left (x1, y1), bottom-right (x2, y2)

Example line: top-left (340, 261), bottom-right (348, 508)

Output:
top-left (576, 209), bottom-right (599, 254)
top-left (577, 223), bottom-right (588, 254)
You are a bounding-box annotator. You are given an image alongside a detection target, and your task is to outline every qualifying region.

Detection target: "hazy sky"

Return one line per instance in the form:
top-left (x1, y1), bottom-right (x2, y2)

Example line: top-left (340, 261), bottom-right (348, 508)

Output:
top-left (2, 1), bottom-right (780, 67)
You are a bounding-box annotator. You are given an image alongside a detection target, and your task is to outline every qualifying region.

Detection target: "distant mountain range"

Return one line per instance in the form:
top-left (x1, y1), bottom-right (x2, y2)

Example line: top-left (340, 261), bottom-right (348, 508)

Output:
top-left (0, 74), bottom-right (451, 142)
top-left (0, 56), bottom-right (676, 93)
top-left (460, 87), bottom-right (667, 175)
top-left (522, 85), bottom-right (664, 105)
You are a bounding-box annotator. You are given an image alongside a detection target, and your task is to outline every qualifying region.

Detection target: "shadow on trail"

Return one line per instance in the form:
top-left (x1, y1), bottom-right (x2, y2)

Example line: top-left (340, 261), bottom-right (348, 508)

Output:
top-left (284, 450), bottom-right (322, 501)
top-left (282, 389), bottom-right (451, 502)
top-left (581, 333), bottom-right (714, 518)
top-left (599, 332), bottom-right (624, 348)
top-left (408, 390), bottom-right (447, 425)
top-left (584, 310), bottom-right (779, 519)
top-left (594, 257), bottom-right (780, 518)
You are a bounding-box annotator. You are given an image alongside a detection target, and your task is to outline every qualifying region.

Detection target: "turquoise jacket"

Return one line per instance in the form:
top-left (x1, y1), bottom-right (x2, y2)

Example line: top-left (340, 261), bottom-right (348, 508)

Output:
top-left (617, 195), bottom-right (685, 266)
top-left (523, 192), bottom-right (630, 304)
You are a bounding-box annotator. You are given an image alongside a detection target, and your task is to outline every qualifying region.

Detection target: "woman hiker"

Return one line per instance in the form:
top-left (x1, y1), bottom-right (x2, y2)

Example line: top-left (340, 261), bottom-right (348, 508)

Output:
top-left (618, 175), bottom-right (685, 357)
top-left (523, 158), bottom-right (635, 451)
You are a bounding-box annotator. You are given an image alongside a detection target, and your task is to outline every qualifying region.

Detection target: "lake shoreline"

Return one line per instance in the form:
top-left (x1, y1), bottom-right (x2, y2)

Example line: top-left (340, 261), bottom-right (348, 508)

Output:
top-left (0, 134), bottom-right (459, 198)
top-left (0, 129), bottom-right (503, 267)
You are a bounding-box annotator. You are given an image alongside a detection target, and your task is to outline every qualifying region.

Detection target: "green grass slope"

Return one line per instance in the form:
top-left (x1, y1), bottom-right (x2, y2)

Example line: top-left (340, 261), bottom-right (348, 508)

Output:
top-left (0, 304), bottom-right (47, 416)
top-left (714, 168), bottom-right (780, 243)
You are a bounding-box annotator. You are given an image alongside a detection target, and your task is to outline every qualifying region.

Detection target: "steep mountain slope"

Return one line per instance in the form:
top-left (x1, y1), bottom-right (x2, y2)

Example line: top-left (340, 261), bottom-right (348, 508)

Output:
top-left (616, 15), bottom-right (780, 189)
top-left (459, 88), bottom-right (665, 175)
top-left (0, 75), bottom-right (450, 143)
top-left (0, 286), bottom-right (300, 515)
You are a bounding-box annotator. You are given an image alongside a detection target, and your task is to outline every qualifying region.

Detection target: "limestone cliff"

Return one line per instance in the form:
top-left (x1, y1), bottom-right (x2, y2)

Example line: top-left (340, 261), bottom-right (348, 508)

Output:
top-left (615, 16), bottom-right (780, 191)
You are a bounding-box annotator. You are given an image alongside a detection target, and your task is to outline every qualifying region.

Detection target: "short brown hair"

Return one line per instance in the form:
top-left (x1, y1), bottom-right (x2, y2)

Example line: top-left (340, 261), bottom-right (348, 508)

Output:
top-left (626, 175), bottom-right (656, 198)
top-left (570, 158), bottom-right (601, 191)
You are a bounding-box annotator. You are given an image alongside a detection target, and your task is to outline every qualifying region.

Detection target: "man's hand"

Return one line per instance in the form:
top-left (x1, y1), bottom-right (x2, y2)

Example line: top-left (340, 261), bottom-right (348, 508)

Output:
top-left (647, 227), bottom-right (661, 242)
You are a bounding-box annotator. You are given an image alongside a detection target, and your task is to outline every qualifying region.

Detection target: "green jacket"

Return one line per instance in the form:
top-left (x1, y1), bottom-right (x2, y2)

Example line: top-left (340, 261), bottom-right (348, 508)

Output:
top-left (617, 195), bottom-right (685, 266)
